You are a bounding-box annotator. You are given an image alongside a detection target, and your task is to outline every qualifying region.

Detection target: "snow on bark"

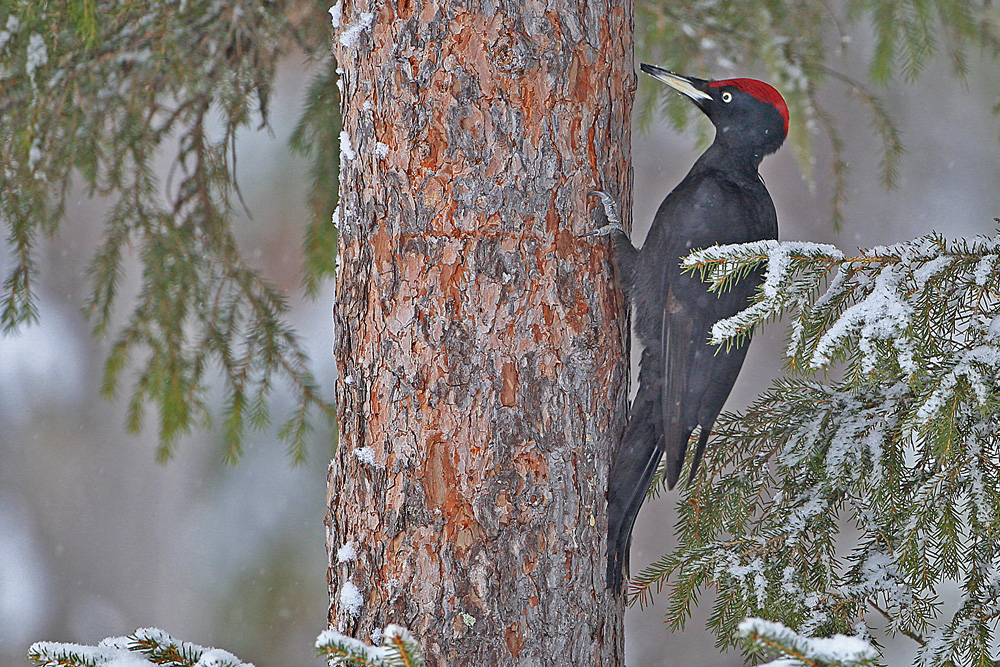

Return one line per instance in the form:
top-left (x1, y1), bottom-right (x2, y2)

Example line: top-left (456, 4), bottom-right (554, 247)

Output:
top-left (340, 580), bottom-right (363, 618)
top-left (337, 540), bottom-right (357, 563)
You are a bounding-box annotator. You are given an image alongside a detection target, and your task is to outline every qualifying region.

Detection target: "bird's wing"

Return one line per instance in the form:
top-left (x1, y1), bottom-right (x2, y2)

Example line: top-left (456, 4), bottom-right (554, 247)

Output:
top-left (660, 285), bottom-right (696, 488)
top-left (653, 174), bottom-right (755, 488)
top-left (681, 284), bottom-right (757, 483)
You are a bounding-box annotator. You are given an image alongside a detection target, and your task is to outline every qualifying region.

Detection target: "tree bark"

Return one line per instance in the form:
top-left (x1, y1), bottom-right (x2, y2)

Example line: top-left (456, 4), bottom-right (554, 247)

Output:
top-left (327, 1), bottom-right (633, 665)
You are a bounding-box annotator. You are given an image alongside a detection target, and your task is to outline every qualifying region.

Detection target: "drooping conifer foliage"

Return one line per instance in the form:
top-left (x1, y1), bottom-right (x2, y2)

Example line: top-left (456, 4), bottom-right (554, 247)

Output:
top-left (3, 0), bottom-right (998, 460)
top-left (0, 0), bottom-right (336, 461)
top-left (635, 0), bottom-right (1000, 228)
top-left (639, 230), bottom-right (1000, 666)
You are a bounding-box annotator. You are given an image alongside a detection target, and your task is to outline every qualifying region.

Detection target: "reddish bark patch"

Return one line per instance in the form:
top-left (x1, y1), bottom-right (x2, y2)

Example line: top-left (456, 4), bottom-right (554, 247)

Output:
top-left (501, 361), bottom-right (518, 407)
top-left (505, 622), bottom-right (525, 659)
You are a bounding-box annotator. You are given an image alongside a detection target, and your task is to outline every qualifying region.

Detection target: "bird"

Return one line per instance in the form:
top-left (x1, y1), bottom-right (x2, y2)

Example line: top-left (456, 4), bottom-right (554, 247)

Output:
top-left (586, 64), bottom-right (789, 593)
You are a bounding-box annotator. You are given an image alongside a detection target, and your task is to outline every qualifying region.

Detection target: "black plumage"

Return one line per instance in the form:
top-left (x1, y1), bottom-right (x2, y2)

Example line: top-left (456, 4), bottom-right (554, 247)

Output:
top-left (597, 65), bottom-right (789, 593)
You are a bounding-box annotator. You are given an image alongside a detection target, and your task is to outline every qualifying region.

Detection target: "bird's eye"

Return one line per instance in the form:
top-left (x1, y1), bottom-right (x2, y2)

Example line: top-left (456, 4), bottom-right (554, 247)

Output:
top-left (721, 91), bottom-right (733, 103)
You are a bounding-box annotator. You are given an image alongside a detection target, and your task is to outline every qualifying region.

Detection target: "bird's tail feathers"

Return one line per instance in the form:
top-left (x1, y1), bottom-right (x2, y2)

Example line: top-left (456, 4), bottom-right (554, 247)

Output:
top-left (606, 431), bottom-right (664, 593)
top-left (606, 367), bottom-right (665, 593)
top-left (686, 427), bottom-right (712, 485)
top-left (663, 418), bottom-right (696, 490)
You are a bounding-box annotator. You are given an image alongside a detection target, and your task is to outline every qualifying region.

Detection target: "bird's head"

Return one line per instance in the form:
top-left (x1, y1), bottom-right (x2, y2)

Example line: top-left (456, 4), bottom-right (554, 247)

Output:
top-left (641, 63), bottom-right (789, 159)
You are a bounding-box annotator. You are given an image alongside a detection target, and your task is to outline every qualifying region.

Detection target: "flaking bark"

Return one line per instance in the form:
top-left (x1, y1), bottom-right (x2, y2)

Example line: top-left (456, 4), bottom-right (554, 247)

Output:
top-left (327, 1), bottom-right (633, 664)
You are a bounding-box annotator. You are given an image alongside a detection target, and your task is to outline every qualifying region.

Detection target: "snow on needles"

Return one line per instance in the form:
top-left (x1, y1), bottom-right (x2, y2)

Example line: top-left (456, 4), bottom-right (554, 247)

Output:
top-left (0, 16), bottom-right (20, 52)
top-left (315, 624), bottom-right (419, 665)
top-left (915, 343), bottom-right (1000, 423)
top-left (758, 241), bottom-right (843, 299)
top-left (739, 617), bottom-right (877, 666)
top-left (25, 33), bottom-right (47, 80)
top-left (30, 628), bottom-right (255, 667)
top-left (29, 643), bottom-right (155, 667)
top-left (682, 240), bottom-right (843, 345)
top-left (315, 629), bottom-right (390, 664)
top-left (837, 552), bottom-right (913, 607)
top-left (974, 254), bottom-right (997, 286)
top-left (787, 633), bottom-right (876, 664)
top-left (810, 263), bottom-right (914, 373)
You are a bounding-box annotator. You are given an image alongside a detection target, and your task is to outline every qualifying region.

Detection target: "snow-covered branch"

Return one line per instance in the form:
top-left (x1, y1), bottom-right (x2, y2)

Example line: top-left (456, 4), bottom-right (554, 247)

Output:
top-left (29, 629), bottom-right (253, 667)
top-left (638, 230), bottom-right (1000, 667)
top-left (316, 625), bottom-right (424, 667)
top-left (29, 625), bottom-right (425, 667)
top-left (739, 617), bottom-right (878, 667)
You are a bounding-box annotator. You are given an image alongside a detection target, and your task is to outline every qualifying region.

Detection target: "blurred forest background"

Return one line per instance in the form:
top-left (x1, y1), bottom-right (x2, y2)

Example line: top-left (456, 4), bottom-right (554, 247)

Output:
top-left (2, 6), bottom-right (1000, 667)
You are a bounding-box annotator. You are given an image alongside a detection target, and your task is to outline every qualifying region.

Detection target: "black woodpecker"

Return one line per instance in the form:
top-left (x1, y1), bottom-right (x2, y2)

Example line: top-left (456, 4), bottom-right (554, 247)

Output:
top-left (588, 65), bottom-right (789, 593)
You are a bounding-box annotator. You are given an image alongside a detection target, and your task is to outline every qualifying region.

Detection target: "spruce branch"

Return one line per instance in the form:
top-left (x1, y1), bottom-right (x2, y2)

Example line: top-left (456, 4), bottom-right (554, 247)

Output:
top-left (289, 59), bottom-right (341, 299)
top-left (0, 0), bottom-right (335, 461)
top-left (29, 628), bottom-right (254, 667)
top-left (643, 230), bottom-right (1000, 666)
top-left (682, 240), bottom-right (845, 348)
top-left (28, 626), bottom-right (427, 667)
top-left (316, 625), bottom-right (425, 667)
top-left (739, 617), bottom-right (878, 667)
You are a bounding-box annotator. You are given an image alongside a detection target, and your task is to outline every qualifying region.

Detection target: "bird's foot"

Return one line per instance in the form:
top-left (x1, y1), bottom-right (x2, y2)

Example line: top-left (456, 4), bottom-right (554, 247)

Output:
top-left (581, 190), bottom-right (624, 238)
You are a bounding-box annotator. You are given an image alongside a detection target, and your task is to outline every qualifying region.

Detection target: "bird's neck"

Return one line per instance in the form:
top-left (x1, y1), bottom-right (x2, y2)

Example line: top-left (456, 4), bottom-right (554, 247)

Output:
top-left (694, 141), bottom-right (765, 180)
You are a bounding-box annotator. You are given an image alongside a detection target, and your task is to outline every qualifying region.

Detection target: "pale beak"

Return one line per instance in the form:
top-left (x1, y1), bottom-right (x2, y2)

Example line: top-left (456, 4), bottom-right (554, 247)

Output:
top-left (640, 64), bottom-right (712, 101)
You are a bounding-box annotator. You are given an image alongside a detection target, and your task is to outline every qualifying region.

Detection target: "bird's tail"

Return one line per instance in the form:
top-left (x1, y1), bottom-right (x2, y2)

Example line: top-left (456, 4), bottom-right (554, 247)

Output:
top-left (606, 350), bottom-right (667, 593)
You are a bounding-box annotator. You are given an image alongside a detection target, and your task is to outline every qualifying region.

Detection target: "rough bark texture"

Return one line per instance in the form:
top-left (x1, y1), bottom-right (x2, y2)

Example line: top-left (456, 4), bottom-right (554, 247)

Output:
top-left (327, 1), bottom-right (633, 665)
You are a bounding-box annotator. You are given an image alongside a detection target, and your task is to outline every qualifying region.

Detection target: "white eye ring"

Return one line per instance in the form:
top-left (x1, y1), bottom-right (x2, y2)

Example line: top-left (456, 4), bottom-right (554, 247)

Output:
top-left (721, 91), bottom-right (733, 103)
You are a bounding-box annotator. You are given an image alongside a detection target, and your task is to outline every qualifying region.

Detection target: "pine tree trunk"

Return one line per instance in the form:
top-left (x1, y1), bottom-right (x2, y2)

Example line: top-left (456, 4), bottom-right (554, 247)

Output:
top-left (328, 1), bottom-right (633, 664)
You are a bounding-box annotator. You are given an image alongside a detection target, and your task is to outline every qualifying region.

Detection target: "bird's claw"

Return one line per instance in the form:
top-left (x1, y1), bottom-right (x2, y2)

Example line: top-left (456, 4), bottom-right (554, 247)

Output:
top-left (580, 223), bottom-right (625, 239)
top-left (589, 190), bottom-right (622, 225)
top-left (581, 190), bottom-right (624, 238)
